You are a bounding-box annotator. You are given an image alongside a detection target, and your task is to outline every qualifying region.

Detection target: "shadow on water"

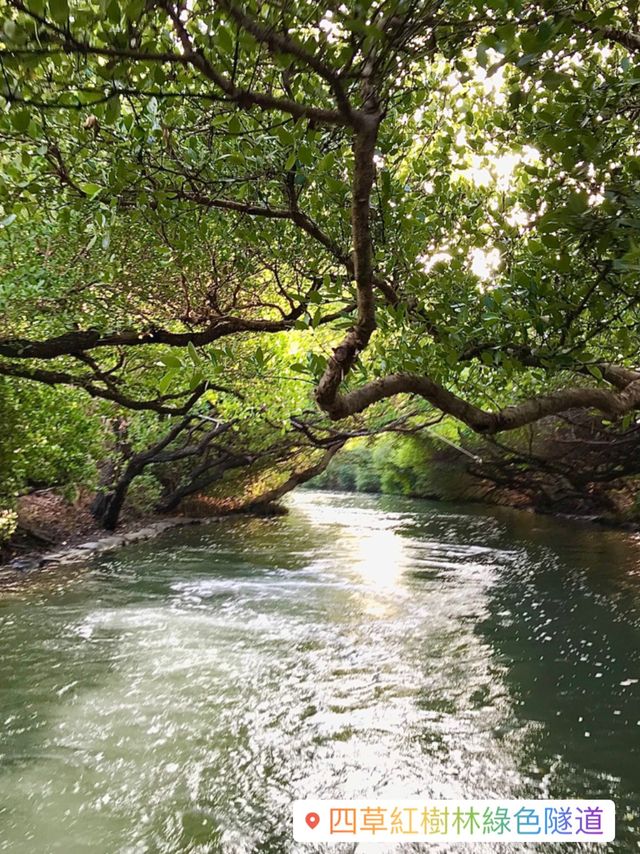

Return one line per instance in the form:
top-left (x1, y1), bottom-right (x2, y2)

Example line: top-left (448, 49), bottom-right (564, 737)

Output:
top-left (390, 498), bottom-right (640, 849)
top-left (0, 492), bottom-right (639, 852)
top-left (474, 511), bottom-right (640, 837)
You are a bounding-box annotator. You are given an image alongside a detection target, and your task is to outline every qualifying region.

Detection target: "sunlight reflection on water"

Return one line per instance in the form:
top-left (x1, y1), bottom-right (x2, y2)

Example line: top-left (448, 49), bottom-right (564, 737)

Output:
top-left (0, 491), bottom-right (639, 852)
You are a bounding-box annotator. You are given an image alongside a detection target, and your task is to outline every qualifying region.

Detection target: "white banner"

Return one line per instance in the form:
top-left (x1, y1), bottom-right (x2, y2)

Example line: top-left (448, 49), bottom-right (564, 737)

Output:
top-left (292, 799), bottom-right (615, 843)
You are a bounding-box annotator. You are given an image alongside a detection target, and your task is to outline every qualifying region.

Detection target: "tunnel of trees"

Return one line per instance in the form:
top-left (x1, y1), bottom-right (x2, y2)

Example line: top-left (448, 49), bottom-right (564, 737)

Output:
top-left (1, 0), bottom-right (640, 536)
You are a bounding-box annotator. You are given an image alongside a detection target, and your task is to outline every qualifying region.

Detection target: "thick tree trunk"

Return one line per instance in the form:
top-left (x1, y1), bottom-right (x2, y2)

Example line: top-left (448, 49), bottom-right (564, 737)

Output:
top-left (94, 473), bottom-right (138, 531)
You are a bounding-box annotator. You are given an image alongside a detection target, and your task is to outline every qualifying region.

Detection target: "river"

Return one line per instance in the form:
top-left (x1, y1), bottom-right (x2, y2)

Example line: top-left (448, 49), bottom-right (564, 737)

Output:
top-left (0, 491), bottom-right (639, 852)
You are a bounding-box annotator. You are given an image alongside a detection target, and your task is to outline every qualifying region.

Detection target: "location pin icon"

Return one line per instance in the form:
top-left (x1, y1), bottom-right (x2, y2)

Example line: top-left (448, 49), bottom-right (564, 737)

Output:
top-left (305, 812), bottom-right (320, 829)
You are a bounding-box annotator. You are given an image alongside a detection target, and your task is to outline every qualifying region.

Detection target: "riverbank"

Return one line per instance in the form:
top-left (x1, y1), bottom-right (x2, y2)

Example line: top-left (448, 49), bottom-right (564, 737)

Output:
top-left (1, 515), bottom-right (212, 583)
top-left (304, 482), bottom-right (640, 534)
top-left (0, 488), bottom-right (289, 582)
top-left (0, 519), bottom-right (205, 581)
top-left (0, 489), bottom-right (219, 580)
top-left (308, 434), bottom-right (640, 527)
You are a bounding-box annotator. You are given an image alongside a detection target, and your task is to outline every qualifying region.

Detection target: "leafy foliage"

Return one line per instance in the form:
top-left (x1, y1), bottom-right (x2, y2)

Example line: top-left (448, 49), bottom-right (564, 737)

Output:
top-left (0, 0), bottom-right (639, 522)
top-left (0, 378), bottom-right (105, 503)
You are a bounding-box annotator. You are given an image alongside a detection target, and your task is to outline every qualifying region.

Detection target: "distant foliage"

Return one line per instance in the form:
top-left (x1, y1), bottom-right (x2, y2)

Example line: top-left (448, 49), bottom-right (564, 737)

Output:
top-left (310, 435), bottom-right (474, 501)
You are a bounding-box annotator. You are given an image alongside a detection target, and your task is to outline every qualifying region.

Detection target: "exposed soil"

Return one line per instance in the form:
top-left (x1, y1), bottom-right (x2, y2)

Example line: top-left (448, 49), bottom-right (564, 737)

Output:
top-left (1, 490), bottom-right (276, 571)
top-left (2, 489), bottom-right (176, 568)
top-left (15, 489), bottom-right (99, 547)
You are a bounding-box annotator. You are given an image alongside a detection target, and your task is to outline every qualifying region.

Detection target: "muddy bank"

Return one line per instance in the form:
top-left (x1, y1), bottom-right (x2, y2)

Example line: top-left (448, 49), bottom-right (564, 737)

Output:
top-left (0, 489), bottom-right (288, 583)
top-left (0, 515), bottom-right (217, 583)
top-left (0, 489), bottom-right (217, 580)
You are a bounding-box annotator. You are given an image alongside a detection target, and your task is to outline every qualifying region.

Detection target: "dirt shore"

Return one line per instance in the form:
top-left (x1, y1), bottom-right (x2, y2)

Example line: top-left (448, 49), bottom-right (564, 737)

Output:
top-left (0, 490), bottom-right (215, 580)
top-left (0, 488), bottom-right (283, 583)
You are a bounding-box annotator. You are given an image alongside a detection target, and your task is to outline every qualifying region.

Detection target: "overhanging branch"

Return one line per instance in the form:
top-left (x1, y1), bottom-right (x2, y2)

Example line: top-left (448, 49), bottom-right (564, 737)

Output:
top-left (316, 371), bottom-right (640, 435)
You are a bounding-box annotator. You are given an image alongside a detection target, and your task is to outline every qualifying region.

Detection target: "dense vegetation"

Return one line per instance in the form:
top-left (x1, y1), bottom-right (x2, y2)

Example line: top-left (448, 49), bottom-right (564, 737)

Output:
top-left (310, 426), bottom-right (640, 523)
top-left (308, 435), bottom-right (455, 497)
top-left (1, 0), bottom-right (640, 541)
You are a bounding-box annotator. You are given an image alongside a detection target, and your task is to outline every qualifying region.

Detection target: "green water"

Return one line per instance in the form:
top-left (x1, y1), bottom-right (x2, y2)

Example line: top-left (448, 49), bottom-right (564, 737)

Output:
top-left (0, 491), bottom-right (639, 853)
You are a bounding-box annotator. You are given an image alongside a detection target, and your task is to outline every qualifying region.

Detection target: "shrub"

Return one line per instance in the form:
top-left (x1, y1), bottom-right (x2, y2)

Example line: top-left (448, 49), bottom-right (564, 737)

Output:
top-left (0, 508), bottom-right (18, 545)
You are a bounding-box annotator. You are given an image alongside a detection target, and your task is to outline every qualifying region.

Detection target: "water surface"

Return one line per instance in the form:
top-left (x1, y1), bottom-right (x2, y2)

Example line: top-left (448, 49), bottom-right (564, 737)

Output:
top-left (1, 491), bottom-right (639, 852)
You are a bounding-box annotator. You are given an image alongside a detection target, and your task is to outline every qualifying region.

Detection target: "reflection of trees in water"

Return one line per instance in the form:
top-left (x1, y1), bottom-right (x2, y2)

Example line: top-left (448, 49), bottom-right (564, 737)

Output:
top-left (474, 515), bottom-right (640, 849)
top-left (388, 500), bottom-right (639, 851)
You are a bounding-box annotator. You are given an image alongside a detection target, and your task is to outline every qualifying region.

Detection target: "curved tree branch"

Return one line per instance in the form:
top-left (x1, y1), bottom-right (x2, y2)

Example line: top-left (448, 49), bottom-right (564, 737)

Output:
top-left (317, 371), bottom-right (640, 435)
top-left (241, 443), bottom-right (344, 510)
top-left (0, 361), bottom-right (209, 414)
top-left (6, 0), bottom-right (349, 126)
top-left (213, 0), bottom-right (354, 119)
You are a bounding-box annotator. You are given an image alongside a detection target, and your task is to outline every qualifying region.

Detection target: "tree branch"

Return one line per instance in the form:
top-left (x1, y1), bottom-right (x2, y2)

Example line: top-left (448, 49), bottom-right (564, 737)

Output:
top-left (6, 0), bottom-right (349, 126)
top-left (241, 443), bottom-right (344, 509)
top-left (317, 371), bottom-right (640, 435)
top-left (213, 0), bottom-right (354, 119)
top-left (0, 361), bottom-right (207, 414)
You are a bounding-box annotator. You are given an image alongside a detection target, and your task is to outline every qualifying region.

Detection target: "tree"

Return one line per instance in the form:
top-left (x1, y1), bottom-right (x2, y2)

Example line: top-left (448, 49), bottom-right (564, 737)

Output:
top-left (0, 0), bottom-right (639, 493)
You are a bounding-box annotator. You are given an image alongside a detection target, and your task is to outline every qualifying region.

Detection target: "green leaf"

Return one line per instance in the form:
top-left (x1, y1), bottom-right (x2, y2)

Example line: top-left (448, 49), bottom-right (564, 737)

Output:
top-left (284, 151), bottom-right (298, 171)
top-left (187, 341), bottom-right (200, 365)
top-left (216, 25), bottom-right (234, 54)
top-left (158, 370), bottom-right (176, 394)
top-left (276, 126), bottom-right (295, 147)
top-left (587, 365), bottom-right (603, 381)
top-left (541, 70), bottom-right (570, 90)
top-left (104, 97), bottom-right (121, 124)
top-left (106, 0), bottom-right (120, 24)
top-left (297, 145), bottom-right (314, 167)
top-left (189, 370), bottom-right (204, 390)
top-left (318, 151), bottom-right (335, 171)
top-left (158, 354), bottom-right (182, 369)
top-left (567, 191), bottom-right (588, 215)
top-left (80, 183), bottom-right (103, 198)
top-left (3, 19), bottom-right (17, 40)
top-left (48, 0), bottom-right (69, 22)
top-left (125, 0), bottom-right (144, 19)
top-left (10, 110), bottom-right (30, 133)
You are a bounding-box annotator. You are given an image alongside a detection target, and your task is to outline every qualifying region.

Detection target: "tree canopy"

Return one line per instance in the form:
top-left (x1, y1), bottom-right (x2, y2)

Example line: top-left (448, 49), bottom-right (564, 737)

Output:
top-left (1, 0), bottom-right (640, 525)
